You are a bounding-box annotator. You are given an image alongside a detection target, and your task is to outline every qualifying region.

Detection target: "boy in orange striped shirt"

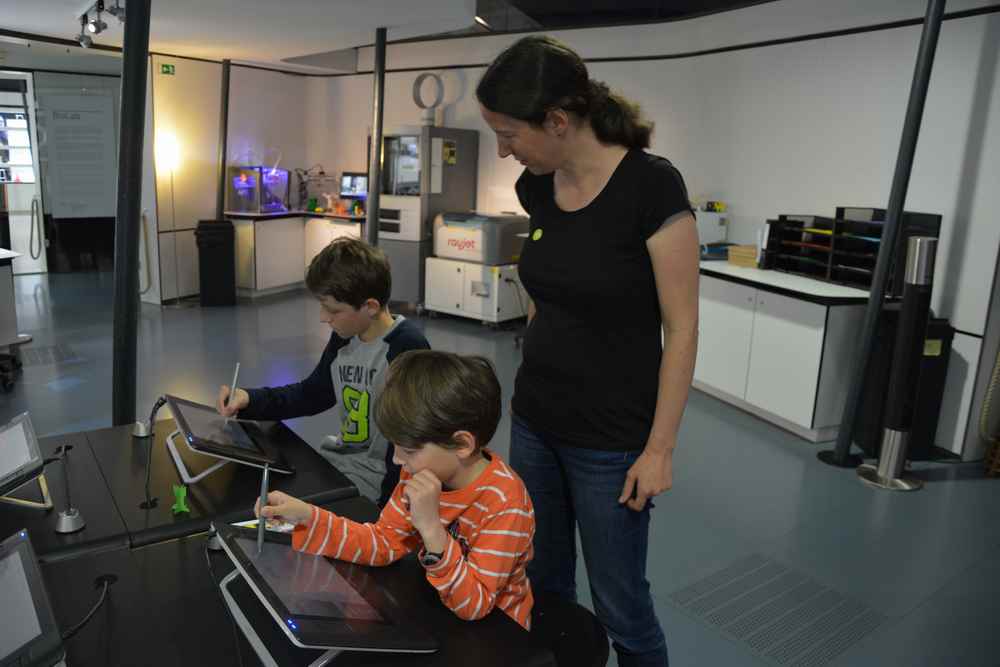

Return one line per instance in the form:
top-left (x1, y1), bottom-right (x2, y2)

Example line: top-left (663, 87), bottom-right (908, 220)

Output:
top-left (255, 351), bottom-right (536, 630)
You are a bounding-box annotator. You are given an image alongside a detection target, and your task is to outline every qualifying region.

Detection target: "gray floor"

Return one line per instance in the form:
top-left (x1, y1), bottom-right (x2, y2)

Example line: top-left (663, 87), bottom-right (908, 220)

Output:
top-left (3, 272), bottom-right (999, 667)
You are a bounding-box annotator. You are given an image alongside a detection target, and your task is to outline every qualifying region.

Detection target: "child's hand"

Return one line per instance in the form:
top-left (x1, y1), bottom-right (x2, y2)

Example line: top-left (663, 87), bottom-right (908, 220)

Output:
top-left (402, 470), bottom-right (443, 536)
top-left (255, 490), bottom-right (312, 526)
top-left (217, 385), bottom-right (250, 418)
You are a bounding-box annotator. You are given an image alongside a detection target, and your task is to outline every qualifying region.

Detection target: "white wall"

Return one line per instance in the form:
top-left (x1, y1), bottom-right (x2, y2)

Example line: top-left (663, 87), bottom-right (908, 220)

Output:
top-left (228, 66), bottom-right (308, 173)
top-left (150, 55), bottom-right (222, 299)
top-left (305, 0), bottom-right (1000, 456)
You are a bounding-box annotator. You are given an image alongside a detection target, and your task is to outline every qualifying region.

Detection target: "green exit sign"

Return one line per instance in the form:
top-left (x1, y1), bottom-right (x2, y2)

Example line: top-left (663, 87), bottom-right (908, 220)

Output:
top-left (161, 64), bottom-right (175, 75)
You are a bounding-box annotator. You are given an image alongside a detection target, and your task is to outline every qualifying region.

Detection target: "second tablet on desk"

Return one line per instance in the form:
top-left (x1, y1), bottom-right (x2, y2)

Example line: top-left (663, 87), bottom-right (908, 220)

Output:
top-left (165, 395), bottom-right (294, 474)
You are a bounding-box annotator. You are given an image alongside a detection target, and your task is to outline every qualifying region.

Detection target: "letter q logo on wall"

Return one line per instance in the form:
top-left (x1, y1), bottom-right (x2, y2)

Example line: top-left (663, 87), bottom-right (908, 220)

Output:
top-left (413, 73), bottom-right (445, 125)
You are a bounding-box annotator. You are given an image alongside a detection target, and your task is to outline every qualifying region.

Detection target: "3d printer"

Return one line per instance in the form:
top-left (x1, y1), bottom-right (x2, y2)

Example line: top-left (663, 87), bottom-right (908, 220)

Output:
top-left (226, 166), bottom-right (289, 214)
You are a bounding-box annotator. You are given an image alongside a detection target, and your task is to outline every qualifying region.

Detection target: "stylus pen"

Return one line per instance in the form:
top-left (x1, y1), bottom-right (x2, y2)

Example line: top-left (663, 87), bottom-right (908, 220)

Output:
top-left (227, 362), bottom-right (241, 411)
top-left (258, 463), bottom-right (270, 556)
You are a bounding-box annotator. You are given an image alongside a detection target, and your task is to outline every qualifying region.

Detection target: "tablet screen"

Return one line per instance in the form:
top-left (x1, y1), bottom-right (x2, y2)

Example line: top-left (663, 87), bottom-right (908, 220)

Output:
top-left (0, 550), bottom-right (43, 658)
top-left (174, 402), bottom-right (258, 452)
top-left (0, 419), bottom-right (34, 479)
top-left (234, 537), bottom-right (384, 623)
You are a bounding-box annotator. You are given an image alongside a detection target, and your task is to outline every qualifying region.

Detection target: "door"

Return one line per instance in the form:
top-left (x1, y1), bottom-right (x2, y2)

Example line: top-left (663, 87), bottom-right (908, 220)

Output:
top-left (745, 291), bottom-right (826, 428)
top-left (694, 275), bottom-right (757, 399)
top-left (1, 72), bottom-right (47, 274)
top-left (425, 257), bottom-right (464, 313)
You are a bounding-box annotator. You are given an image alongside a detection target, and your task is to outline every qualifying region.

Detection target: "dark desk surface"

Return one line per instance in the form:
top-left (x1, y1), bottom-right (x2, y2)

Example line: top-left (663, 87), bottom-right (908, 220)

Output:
top-left (42, 496), bottom-right (554, 667)
top-left (86, 418), bottom-right (358, 548)
top-left (0, 431), bottom-right (129, 563)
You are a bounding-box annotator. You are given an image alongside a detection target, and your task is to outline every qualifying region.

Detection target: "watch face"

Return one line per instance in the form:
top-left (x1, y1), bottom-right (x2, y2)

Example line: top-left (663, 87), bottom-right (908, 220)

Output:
top-left (420, 552), bottom-right (443, 566)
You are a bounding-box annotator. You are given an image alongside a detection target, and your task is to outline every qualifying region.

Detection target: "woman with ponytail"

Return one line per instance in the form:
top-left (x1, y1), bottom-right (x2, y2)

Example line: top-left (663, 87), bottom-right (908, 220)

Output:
top-left (477, 36), bottom-right (699, 667)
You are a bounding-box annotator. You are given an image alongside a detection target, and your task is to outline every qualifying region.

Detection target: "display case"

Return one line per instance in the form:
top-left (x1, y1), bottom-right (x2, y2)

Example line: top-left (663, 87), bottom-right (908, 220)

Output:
top-left (226, 166), bottom-right (289, 214)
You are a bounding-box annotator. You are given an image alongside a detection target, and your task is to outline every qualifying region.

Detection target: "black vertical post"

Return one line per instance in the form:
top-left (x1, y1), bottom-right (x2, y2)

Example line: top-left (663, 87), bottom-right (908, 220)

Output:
top-left (819, 0), bottom-right (946, 467)
top-left (216, 59), bottom-right (231, 219)
top-left (111, 0), bottom-right (151, 427)
top-left (365, 27), bottom-right (387, 247)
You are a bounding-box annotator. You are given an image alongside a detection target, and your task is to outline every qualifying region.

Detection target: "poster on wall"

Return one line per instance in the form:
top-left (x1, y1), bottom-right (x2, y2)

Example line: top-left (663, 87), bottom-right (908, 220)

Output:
top-left (36, 93), bottom-right (117, 219)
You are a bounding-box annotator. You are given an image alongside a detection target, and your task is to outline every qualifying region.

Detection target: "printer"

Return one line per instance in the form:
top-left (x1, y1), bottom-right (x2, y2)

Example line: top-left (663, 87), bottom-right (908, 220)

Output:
top-left (432, 213), bottom-right (529, 265)
top-left (425, 213), bottom-right (530, 325)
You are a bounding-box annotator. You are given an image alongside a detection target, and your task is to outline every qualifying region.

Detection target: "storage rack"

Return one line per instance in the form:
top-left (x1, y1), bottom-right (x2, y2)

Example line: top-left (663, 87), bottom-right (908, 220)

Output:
top-left (761, 207), bottom-right (941, 296)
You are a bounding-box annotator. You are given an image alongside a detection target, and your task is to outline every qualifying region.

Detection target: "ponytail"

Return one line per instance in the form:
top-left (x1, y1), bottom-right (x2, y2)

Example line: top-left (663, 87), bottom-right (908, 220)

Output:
top-left (586, 79), bottom-right (653, 150)
top-left (477, 36), bottom-right (654, 150)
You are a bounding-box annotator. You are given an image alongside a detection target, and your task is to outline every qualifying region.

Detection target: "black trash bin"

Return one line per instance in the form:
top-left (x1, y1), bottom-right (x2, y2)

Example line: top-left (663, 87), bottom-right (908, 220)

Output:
top-left (195, 220), bottom-right (236, 306)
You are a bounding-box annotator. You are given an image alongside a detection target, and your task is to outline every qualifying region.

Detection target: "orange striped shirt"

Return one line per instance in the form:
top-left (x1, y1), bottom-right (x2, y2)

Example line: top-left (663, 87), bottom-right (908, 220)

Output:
top-left (291, 450), bottom-right (535, 630)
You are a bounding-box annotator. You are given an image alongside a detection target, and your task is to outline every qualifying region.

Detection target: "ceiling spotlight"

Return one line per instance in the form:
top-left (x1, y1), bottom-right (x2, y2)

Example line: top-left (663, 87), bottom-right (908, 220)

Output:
top-left (87, 14), bottom-right (107, 34)
top-left (473, 15), bottom-right (492, 30)
top-left (86, 1), bottom-right (107, 33)
top-left (78, 14), bottom-right (93, 48)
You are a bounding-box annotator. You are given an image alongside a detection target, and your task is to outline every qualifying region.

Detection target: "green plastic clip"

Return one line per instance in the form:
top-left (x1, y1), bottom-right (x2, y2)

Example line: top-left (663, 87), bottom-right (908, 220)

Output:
top-left (171, 484), bottom-right (190, 515)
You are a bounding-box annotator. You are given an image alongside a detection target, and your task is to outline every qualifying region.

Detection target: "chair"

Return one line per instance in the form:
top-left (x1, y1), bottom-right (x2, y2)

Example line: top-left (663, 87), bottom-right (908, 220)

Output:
top-left (531, 591), bottom-right (610, 667)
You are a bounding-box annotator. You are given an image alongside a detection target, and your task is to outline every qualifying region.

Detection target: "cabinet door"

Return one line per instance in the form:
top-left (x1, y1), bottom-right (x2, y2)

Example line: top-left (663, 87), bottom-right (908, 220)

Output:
top-left (745, 291), bottom-right (826, 428)
top-left (694, 276), bottom-right (757, 398)
top-left (255, 218), bottom-right (306, 290)
top-left (425, 257), bottom-right (465, 312)
top-left (304, 218), bottom-right (335, 267)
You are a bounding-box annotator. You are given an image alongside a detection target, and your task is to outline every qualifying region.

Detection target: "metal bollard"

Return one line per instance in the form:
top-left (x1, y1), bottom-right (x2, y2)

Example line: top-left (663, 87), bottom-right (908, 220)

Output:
top-left (857, 236), bottom-right (937, 491)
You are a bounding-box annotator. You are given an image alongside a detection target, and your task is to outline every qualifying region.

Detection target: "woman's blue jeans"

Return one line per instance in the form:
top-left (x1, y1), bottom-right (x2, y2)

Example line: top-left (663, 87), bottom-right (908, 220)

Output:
top-left (511, 415), bottom-right (669, 667)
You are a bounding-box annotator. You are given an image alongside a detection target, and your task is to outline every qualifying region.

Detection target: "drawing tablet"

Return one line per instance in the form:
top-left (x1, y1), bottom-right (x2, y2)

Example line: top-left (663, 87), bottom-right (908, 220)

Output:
top-left (164, 395), bottom-right (293, 474)
top-left (215, 524), bottom-right (437, 653)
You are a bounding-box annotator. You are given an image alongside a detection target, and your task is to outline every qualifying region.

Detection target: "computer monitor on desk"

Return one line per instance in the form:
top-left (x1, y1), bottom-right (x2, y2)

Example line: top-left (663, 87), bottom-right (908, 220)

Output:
top-left (0, 529), bottom-right (65, 666)
top-left (339, 173), bottom-right (368, 200)
top-left (0, 413), bottom-right (51, 510)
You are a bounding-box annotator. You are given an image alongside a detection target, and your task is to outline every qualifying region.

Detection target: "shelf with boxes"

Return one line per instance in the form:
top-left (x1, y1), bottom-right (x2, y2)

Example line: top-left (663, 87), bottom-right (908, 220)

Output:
top-left (760, 207), bottom-right (941, 296)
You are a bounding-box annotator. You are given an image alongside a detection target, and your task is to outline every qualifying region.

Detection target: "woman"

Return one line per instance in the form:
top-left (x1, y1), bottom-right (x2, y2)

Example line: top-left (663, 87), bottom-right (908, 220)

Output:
top-left (477, 36), bottom-right (699, 667)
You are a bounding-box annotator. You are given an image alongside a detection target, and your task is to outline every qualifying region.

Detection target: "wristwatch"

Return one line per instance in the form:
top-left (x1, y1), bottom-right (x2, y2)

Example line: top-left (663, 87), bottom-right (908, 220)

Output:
top-left (419, 549), bottom-right (444, 567)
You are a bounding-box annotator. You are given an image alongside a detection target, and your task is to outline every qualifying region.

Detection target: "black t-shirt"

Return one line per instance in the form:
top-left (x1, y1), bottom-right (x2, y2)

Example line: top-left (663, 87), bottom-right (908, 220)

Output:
top-left (513, 148), bottom-right (693, 451)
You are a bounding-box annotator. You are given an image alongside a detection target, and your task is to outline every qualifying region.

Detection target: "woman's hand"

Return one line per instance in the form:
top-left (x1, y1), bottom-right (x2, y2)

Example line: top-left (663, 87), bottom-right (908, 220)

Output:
top-left (618, 448), bottom-right (674, 512)
top-left (255, 490), bottom-right (313, 526)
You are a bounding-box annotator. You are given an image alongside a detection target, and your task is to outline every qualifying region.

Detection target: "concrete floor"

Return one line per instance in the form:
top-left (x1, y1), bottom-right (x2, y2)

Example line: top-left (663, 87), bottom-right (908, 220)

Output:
top-left (2, 272), bottom-right (999, 666)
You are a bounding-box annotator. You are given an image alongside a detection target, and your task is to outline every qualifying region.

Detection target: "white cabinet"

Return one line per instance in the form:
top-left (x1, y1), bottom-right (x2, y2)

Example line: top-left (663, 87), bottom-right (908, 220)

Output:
top-left (426, 257), bottom-right (466, 313)
top-left (425, 257), bottom-right (527, 324)
top-left (304, 219), bottom-right (361, 267)
top-left (694, 273), bottom-right (865, 441)
top-left (744, 291), bottom-right (826, 428)
top-left (255, 217), bottom-right (306, 290)
top-left (234, 215), bottom-right (362, 297)
top-left (694, 277), bottom-right (756, 399)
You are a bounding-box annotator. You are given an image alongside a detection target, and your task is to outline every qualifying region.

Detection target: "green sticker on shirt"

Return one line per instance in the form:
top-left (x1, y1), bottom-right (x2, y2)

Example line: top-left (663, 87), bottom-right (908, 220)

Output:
top-left (532, 228), bottom-right (543, 241)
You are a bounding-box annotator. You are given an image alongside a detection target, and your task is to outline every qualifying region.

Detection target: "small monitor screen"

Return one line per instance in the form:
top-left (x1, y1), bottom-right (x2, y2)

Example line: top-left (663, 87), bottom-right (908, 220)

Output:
top-left (172, 402), bottom-right (258, 452)
top-left (0, 420), bottom-right (33, 479)
top-left (234, 537), bottom-right (384, 623)
top-left (0, 550), bottom-right (43, 658)
top-left (340, 173), bottom-right (368, 199)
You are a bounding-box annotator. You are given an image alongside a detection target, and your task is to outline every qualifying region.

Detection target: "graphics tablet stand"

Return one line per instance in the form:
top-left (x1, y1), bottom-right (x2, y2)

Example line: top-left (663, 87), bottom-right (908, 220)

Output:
top-left (167, 430), bottom-right (231, 485)
top-left (167, 427), bottom-right (291, 485)
top-left (0, 473), bottom-right (54, 511)
top-left (220, 570), bottom-right (342, 667)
